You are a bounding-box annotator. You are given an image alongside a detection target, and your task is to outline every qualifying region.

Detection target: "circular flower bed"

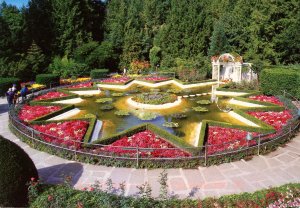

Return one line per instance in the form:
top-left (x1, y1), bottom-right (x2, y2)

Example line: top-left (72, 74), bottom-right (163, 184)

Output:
top-left (132, 92), bottom-right (177, 105)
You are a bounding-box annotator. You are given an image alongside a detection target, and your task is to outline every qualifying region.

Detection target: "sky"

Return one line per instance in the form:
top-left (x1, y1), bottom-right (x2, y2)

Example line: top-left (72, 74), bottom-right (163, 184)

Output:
top-left (2, 0), bottom-right (29, 8)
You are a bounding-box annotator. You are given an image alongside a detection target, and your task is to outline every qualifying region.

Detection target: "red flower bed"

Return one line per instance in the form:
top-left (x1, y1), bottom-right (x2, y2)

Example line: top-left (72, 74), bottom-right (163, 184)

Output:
top-left (248, 95), bottom-right (283, 106)
top-left (18, 105), bottom-right (62, 122)
top-left (68, 82), bottom-right (93, 89)
top-left (101, 77), bottom-right (131, 84)
top-left (34, 92), bottom-right (69, 101)
top-left (140, 76), bottom-right (169, 82)
top-left (247, 110), bottom-right (292, 130)
top-left (101, 130), bottom-right (191, 158)
top-left (31, 120), bottom-right (89, 149)
top-left (207, 126), bottom-right (258, 155)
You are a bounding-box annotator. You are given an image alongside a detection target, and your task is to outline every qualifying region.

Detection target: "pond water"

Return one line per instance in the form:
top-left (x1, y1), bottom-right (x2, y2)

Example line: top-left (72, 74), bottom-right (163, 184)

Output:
top-left (72, 83), bottom-right (246, 146)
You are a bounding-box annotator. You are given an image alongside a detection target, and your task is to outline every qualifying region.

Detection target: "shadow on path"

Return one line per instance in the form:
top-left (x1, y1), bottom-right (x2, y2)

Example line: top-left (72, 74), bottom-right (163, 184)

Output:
top-left (0, 103), bottom-right (8, 115)
top-left (38, 162), bottom-right (83, 186)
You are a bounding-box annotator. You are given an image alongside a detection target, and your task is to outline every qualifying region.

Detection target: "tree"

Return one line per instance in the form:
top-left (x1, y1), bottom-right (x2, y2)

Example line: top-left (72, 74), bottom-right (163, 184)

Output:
top-left (48, 56), bottom-right (89, 78)
top-left (149, 46), bottom-right (161, 68)
top-left (51, 0), bottom-right (91, 55)
top-left (25, 0), bottom-right (54, 56)
top-left (24, 41), bottom-right (46, 79)
top-left (208, 20), bottom-right (230, 57)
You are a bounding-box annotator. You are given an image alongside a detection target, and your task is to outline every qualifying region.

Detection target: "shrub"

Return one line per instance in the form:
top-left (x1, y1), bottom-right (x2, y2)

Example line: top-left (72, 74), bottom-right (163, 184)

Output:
top-left (260, 68), bottom-right (300, 99)
top-left (48, 56), bottom-right (89, 78)
top-left (36, 74), bottom-right (60, 87)
top-left (129, 60), bottom-right (150, 74)
top-left (90, 69), bottom-right (109, 79)
top-left (0, 135), bottom-right (38, 207)
top-left (0, 77), bottom-right (20, 96)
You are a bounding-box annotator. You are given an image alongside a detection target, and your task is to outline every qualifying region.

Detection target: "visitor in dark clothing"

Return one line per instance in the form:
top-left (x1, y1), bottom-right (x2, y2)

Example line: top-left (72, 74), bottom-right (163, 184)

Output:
top-left (20, 85), bottom-right (28, 103)
top-left (6, 88), bottom-right (14, 108)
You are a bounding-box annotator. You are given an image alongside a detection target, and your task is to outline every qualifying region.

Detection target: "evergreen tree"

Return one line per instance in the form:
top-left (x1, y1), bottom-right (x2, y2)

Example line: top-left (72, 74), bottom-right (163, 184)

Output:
top-left (25, 0), bottom-right (54, 56)
top-left (51, 0), bottom-right (91, 55)
top-left (25, 41), bottom-right (46, 78)
top-left (208, 20), bottom-right (230, 57)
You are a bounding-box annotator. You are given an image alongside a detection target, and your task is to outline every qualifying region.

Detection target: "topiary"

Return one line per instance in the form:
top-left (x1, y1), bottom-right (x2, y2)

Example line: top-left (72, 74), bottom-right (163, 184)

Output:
top-left (0, 135), bottom-right (38, 207)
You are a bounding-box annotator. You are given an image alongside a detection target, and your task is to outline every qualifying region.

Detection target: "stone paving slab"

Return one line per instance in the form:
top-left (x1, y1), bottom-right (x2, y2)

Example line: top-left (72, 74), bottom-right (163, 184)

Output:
top-left (0, 104), bottom-right (300, 199)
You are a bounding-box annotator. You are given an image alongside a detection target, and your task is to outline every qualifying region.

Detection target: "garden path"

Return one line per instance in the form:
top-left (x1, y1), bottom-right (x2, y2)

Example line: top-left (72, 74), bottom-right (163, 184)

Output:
top-left (0, 98), bottom-right (299, 199)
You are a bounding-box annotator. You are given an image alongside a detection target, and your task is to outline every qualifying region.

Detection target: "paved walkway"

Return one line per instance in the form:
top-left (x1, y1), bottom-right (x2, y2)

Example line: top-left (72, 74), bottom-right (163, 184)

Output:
top-left (0, 99), bottom-right (299, 199)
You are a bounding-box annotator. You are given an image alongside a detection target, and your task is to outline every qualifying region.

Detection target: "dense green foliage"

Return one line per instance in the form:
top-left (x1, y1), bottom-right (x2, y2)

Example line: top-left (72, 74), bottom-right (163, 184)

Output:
top-left (1, 0), bottom-right (299, 80)
top-left (0, 77), bottom-right (20, 95)
top-left (35, 74), bottom-right (60, 86)
top-left (29, 180), bottom-right (300, 208)
top-left (90, 69), bottom-right (109, 79)
top-left (260, 68), bottom-right (300, 99)
top-left (0, 135), bottom-right (38, 207)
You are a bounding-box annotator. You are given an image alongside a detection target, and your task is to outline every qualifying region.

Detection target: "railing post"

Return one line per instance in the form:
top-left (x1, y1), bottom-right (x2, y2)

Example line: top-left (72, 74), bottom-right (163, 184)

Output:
top-left (74, 140), bottom-right (77, 161)
top-left (257, 135), bottom-right (261, 155)
top-left (31, 129), bottom-right (35, 148)
top-left (204, 144), bottom-right (207, 167)
top-left (136, 145), bottom-right (139, 168)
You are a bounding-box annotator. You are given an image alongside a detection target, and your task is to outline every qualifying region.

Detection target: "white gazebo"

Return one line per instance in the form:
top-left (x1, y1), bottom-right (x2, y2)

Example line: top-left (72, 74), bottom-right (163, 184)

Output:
top-left (211, 53), bottom-right (257, 83)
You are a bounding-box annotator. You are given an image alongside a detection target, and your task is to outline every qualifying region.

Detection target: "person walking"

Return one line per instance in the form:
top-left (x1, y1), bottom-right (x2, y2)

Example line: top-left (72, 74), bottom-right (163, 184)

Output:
top-left (12, 84), bottom-right (17, 93)
top-left (6, 88), bottom-right (14, 108)
top-left (20, 85), bottom-right (28, 103)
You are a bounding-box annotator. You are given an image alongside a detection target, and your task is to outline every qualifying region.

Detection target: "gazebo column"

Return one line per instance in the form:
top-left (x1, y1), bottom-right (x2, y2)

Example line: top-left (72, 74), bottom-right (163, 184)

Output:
top-left (233, 63), bottom-right (242, 82)
top-left (212, 62), bottom-right (219, 80)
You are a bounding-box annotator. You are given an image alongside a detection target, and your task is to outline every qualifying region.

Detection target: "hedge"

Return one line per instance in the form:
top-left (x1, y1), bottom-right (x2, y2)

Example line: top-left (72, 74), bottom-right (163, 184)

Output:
top-left (90, 69), bottom-right (109, 79)
top-left (36, 74), bottom-right (60, 87)
top-left (0, 77), bottom-right (20, 96)
top-left (260, 68), bottom-right (300, 99)
top-left (0, 135), bottom-right (38, 207)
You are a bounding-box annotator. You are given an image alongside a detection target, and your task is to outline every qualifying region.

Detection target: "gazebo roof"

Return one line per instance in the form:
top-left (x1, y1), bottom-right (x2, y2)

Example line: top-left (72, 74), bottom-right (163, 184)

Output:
top-left (211, 53), bottom-right (243, 63)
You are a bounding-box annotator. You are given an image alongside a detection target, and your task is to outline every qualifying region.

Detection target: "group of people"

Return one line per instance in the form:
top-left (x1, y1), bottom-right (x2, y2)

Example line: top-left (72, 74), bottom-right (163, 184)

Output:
top-left (6, 84), bottom-right (28, 107)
